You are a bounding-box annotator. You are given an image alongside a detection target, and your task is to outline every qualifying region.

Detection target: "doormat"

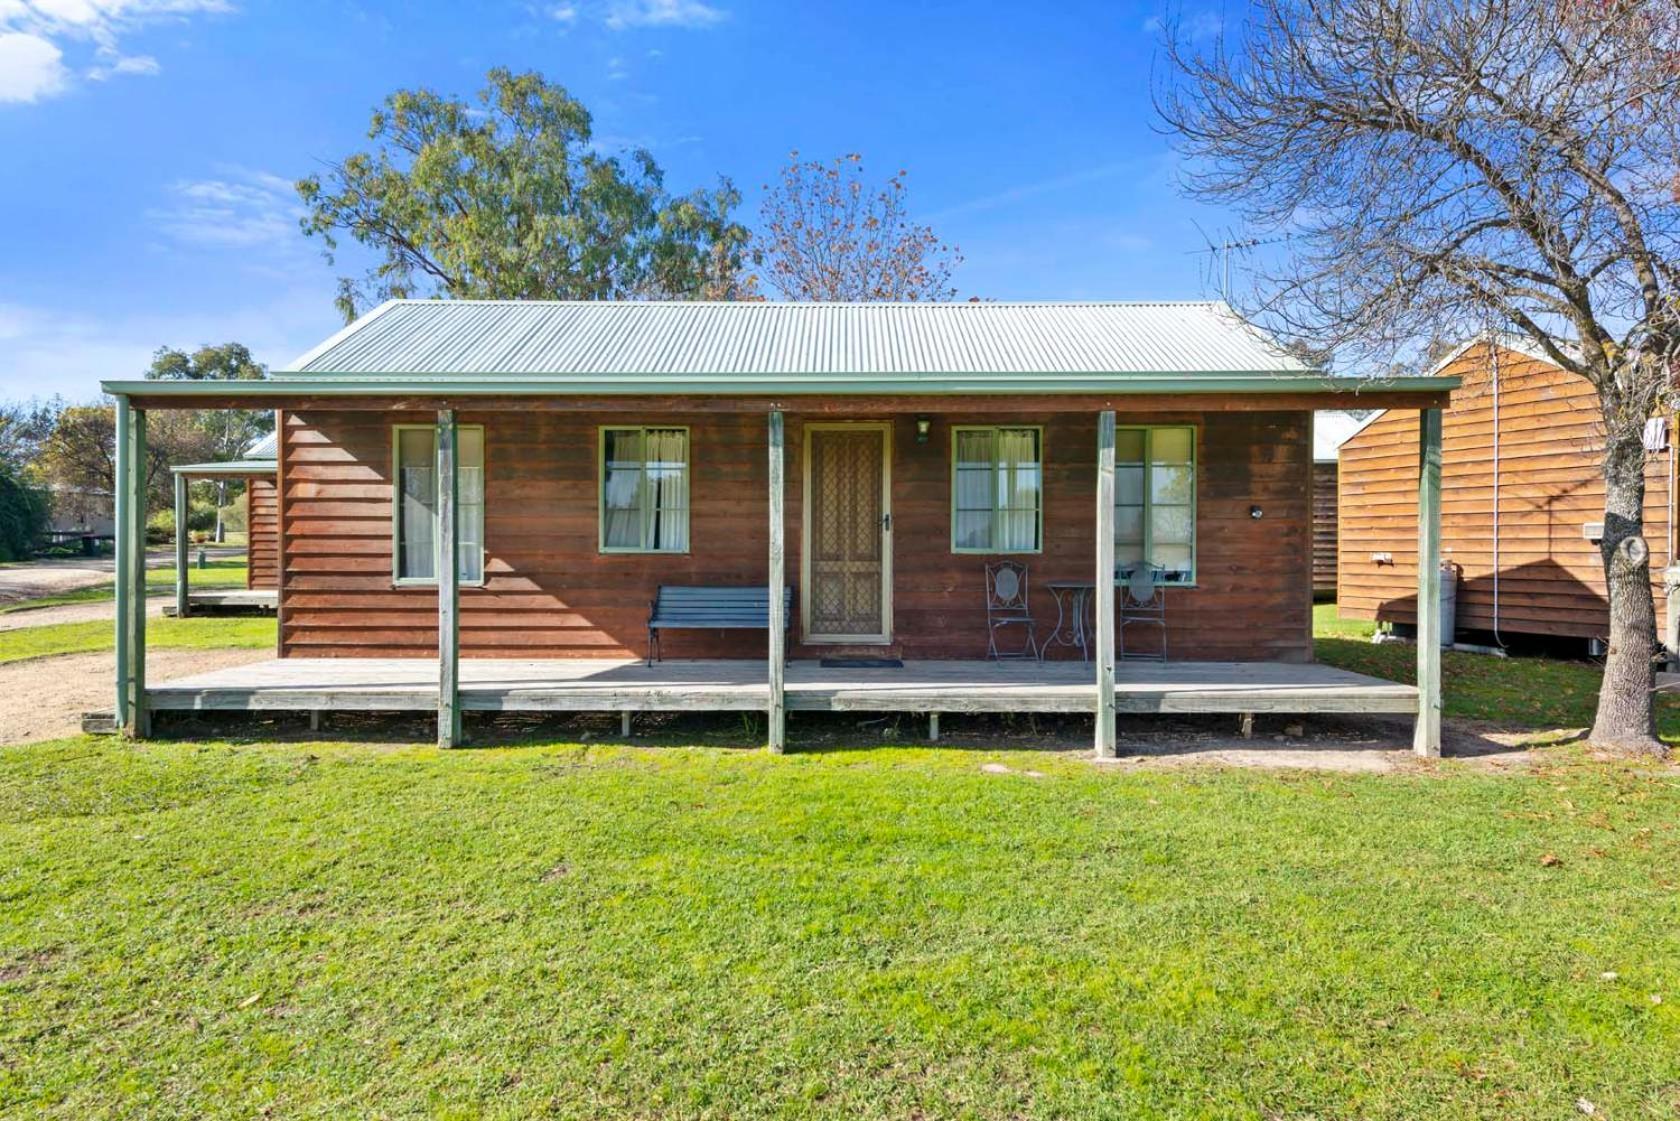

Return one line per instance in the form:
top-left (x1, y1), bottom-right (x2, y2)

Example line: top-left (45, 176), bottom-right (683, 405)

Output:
top-left (820, 658), bottom-right (904, 669)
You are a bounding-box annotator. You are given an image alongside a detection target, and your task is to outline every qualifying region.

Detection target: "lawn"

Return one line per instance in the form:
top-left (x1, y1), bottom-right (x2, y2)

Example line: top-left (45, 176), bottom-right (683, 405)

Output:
top-left (1312, 604), bottom-right (1680, 742)
top-left (0, 560), bottom-right (251, 614)
top-left (0, 614), bottom-right (274, 664)
top-left (1, 738), bottom-right (1677, 1119)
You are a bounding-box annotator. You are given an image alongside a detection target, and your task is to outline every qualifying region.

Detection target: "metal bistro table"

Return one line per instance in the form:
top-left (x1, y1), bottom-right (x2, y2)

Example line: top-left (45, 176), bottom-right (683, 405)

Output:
top-left (1042, 580), bottom-right (1096, 663)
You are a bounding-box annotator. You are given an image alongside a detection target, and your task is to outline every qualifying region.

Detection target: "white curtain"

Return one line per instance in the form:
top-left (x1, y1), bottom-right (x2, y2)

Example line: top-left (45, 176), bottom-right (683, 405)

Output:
top-left (457, 427), bottom-right (485, 583)
top-left (646, 428), bottom-right (688, 552)
top-left (602, 429), bottom-right (645, 549)
top-left (954, 429), bottom-right (995, 550)
top-left (398, 428), bottom-right (436, 580)
top-left (996, 428), bottom-right (1040, 552)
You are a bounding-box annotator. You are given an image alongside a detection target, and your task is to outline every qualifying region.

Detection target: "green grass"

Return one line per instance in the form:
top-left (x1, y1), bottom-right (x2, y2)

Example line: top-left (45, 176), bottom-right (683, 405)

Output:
top-left (0, 560), bottom-right (250, 614)
top-left (1, 738), bottom-right (1677, 1118)
top-left (0, 615), bottom-right (274, 664)
top-left (1312, 603), bottom-right (1680, 740)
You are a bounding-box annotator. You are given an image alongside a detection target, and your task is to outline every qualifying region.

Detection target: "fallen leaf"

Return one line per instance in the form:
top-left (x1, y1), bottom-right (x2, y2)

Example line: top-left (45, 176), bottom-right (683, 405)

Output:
top-left (238, 992), bottom-right (263, 1009)
top-left (1540, 852), bottom-right (1562, 867)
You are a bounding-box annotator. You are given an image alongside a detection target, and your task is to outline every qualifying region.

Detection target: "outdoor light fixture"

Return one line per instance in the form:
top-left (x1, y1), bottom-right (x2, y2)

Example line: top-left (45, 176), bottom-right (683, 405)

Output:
top-left (1250, 505), bottom-right (1264, 519)
top-left (915, 417), bottom-right (932, 443)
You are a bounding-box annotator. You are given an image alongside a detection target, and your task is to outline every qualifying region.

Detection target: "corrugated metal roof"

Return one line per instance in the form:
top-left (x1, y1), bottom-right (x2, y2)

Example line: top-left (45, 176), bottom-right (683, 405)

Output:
top-left (281, 299), bottom-right (1317, 380)
top-left (1313, 411), bottom-right (1368, 462)
top-left (243, 431), bottom-right (277, 459)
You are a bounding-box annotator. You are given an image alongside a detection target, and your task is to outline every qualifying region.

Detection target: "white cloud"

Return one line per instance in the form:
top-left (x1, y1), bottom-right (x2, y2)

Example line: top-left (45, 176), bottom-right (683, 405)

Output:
top-left (1142, 10), bottom-right (1223, 40)
top-left (605, 54), bottom-right (628, 79)
top-left (546, 2), bottom-right (577, 21)
top-left (147, 167), bottom-right (302, 252)
top-left (0, 31), bottom-right (68, 102)
top-left (604, 0), bottom-right (724, 30)
top-left (0, 0), bottom-right (228, 101)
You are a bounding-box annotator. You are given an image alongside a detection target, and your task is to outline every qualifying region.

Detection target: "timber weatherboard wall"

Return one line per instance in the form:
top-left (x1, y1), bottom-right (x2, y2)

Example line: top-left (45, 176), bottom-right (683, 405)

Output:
top-left (276, 406), bottom-right (1314, 663)
top-left (247, 478), bottom-right (279, 589)
top-left (1337, 341), bottom-right (1672, 639)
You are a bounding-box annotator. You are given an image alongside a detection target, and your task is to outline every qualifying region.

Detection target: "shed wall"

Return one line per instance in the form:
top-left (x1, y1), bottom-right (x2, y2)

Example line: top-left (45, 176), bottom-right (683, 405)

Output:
top-left (1312, 461), bottom-right (1338, 597)
top-left (1336, 342), bottom-right (1672, 639)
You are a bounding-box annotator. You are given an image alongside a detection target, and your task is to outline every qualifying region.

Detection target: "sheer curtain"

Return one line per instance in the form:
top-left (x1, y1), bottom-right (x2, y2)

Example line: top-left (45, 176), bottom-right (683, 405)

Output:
top-left (996, 428), bottom-right (1040, 552)
top-left (457, 427), bottom-right (485, 583)
top-left (398, 428), bottom-right (436, 580)
top-left (954, 430), bottom-right (995, 550)
top-left (602, 429), bottom-right (645, 549)
top-left (647, 428), bottom-right (688, 552)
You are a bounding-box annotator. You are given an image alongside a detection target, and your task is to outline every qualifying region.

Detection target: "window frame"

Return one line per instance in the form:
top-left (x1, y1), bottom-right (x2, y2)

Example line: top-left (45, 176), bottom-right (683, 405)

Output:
top-left (1114, 424), bottom-right (1198, 586)
top-left (390, 423), bottom-right (487, 588)
top-left (597, 425), bottom-right (693, 555)
top-left (949, 424), bottom-right (1046, 556)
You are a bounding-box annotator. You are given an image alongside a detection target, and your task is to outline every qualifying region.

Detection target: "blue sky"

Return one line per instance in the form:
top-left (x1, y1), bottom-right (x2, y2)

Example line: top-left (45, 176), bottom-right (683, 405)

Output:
top-left (0, 0), bottom-right (1236, 400)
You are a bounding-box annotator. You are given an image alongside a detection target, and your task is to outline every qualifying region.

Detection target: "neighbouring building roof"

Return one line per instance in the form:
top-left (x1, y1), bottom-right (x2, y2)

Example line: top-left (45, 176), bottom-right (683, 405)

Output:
top-left (243, 431), bottom-right (277, 459)
top-left (103, 299), bottom-right (1460, 398)
top-left (1313, 411), bottom-right (1370, 463)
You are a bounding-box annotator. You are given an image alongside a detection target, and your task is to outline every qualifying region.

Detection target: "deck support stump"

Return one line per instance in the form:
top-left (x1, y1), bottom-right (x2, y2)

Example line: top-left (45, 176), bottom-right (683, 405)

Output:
top-left (767, 411), bottom-right (787, 753)
top-left (1095, 410), bottom-right (1117, 758)
top-left (173, 471), bottom-right (190, 619)
top-left (621, 711), bottom-right (632, 737)
top-left (928, 712), bottom-right (940, 742)
top-left (437, 409), bottom-right (462, 749)
top-left (1414, 407), bottom-right (1443, 758)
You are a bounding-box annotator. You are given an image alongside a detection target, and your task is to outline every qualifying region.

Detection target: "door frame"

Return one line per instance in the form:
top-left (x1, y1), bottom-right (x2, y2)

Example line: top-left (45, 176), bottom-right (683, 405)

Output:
top-left (800, 421), bottom-right (893, 645)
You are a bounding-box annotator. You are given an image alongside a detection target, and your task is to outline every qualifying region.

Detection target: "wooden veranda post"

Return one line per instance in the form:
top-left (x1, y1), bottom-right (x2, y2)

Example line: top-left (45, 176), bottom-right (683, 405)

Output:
top-left (1095, 410), bottom-right (1117, 758)
top-left (1414, 407), bottom-right (1443, 758)
top-left (113, 395), bottom-right (131, 726)
top-left (767, 410), bottom-right (787, 753)
top-left (173, 472), bottom-right (190, 619)
top-left (122, 405), bottom-right (150, 737)
top-left (437, 409), bottom-right (462, 748)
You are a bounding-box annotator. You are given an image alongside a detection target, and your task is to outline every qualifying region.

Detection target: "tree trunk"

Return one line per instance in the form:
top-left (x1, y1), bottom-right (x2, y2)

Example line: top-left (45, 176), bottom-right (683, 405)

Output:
top-left (1590, 422), bottom-right (1668, 757)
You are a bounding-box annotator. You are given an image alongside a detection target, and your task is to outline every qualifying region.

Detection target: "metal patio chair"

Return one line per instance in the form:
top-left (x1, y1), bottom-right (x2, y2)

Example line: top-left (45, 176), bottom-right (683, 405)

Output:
top-left (985, 560), bottom-right (1040, 660)
top-left (1118, 564), bottom-right (1168, 661)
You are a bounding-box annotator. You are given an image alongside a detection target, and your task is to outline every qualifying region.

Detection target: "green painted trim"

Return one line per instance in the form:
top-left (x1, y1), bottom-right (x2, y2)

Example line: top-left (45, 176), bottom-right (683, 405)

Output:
top-left (392, 423), bottom-right (486, 588)
top-left (169, 460), bottom-right (278, 476)
top-left (949, 425), bottom-right (1045, 555)
top-left (113, 396), bottom-right (130, 725)
top-left (101, 374), bottom-right (1462, 398)
top-left (597, 425), bottom-right (692, 555)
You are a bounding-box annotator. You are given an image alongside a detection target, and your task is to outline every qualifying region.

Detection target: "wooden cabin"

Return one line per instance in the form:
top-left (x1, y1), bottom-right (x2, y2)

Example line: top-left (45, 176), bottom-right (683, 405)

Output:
top-left (1336, 336), bottom-right (1672, 646)
top-left (102, 300), bottom-right (1457, 755)
top-left (1311, 412), bottom-right (1366, 599)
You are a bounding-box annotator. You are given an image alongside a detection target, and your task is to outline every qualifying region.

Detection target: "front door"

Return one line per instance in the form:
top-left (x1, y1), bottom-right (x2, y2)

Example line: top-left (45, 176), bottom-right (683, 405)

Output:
top-left (803, 423), bottom-right (892, 644)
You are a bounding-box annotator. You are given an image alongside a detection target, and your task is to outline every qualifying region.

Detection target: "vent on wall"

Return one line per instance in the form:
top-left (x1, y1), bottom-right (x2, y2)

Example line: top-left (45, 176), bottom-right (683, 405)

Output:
top-left (1583, 522), bottom-right (1604, 542)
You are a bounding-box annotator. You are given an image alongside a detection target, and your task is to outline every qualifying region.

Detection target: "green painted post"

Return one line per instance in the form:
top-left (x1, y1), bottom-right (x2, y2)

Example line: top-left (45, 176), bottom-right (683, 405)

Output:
top-left (130, 409), bottom-right (149, 737)
top-left (1414, 407), bottom-right (1443, 758)
top-left (113, 396), bottom-right (130, 727)
top-left (174, 472), bottom-right (190, 618)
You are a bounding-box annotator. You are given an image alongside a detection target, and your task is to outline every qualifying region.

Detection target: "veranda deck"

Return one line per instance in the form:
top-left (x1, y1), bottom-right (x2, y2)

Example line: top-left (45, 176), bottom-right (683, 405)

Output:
top-left (145, 658), bottom-right (1417, 717)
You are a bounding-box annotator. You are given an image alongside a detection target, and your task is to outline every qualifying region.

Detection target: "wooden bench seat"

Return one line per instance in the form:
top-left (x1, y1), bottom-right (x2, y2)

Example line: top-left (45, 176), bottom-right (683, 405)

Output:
top-left (647, 585), bottom-right (794, 666)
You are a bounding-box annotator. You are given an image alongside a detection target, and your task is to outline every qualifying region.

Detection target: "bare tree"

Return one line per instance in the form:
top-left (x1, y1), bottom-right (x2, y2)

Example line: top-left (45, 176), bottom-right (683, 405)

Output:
top-left (757, 153), bottom-right (961, 301)
top-left (1158, 0), bottom-right (1680, 756)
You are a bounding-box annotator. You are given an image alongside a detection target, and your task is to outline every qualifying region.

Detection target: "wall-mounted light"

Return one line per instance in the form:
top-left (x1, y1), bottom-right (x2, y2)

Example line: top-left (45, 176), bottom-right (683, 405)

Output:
top-left (915, 416), bottom-right (932, 444)
top-left (1249, 505), bottom-right (1264, 520)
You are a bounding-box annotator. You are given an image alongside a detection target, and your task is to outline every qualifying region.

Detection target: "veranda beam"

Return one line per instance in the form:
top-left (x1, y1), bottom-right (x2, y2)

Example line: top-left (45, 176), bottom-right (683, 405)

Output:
top-left (174, 471), bottom-right (190, 619)
top-left (1413, 407), bottom-right (1443, 758)
top-left (767, 410), bottom-right (786, 753)
top-left (1095, 410), bottom-right (1117, 758)
top-left (113, 396), bottom-right (131, 726)
top-left (437, 409), bottom-right (462, 748)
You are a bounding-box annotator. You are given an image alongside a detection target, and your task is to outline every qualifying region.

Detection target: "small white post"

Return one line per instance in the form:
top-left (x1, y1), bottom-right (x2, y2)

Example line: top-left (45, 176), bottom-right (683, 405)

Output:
top-left (437, 409), bottom-right (462, 748)
top-left (174, 472), bottom-right (190, 618)
top-left (1414, 407), bottom-right (1443, 758)
top-left (1094, 410), bottom-right (1117, 758)
top-left (767, 410), bottom-right (787, 753)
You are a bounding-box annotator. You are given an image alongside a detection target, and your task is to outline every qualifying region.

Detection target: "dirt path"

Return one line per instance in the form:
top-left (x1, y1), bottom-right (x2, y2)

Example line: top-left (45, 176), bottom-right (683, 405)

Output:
top-left (0, 595), bottom-right (169, 632)
top-left (0, 548), bottom-right (241, 607)
top-left (0, 648), bottom-right (272, 746)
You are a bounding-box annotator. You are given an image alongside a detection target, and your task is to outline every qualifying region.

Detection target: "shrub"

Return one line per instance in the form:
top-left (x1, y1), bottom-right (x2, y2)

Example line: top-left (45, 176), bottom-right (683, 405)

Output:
top-left (0, 468), bottom-right (49, 561)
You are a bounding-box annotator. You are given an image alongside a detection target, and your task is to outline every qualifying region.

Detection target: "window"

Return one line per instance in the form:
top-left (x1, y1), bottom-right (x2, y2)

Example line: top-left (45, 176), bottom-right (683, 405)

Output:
top-left (600, 427), bottom-right (690, 553)
top-left (952, 426), bottom-right (1043, 553)
top-left (1116, 426), bottom-right (1195, 584)
top-left (393, 425), bottom-right (485, 585)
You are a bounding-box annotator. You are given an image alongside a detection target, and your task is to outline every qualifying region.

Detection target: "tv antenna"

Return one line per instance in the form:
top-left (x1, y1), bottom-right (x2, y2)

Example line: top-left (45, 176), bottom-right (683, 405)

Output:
top-left (1188, 224), bottom-right (1292, 299)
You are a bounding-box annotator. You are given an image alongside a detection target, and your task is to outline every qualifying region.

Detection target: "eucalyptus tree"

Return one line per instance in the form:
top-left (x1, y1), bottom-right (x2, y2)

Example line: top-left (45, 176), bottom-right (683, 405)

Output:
top-left (298, 68), bottom-right (754, 321)
top-left (1158, 0), bottom-right (1680, 755)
